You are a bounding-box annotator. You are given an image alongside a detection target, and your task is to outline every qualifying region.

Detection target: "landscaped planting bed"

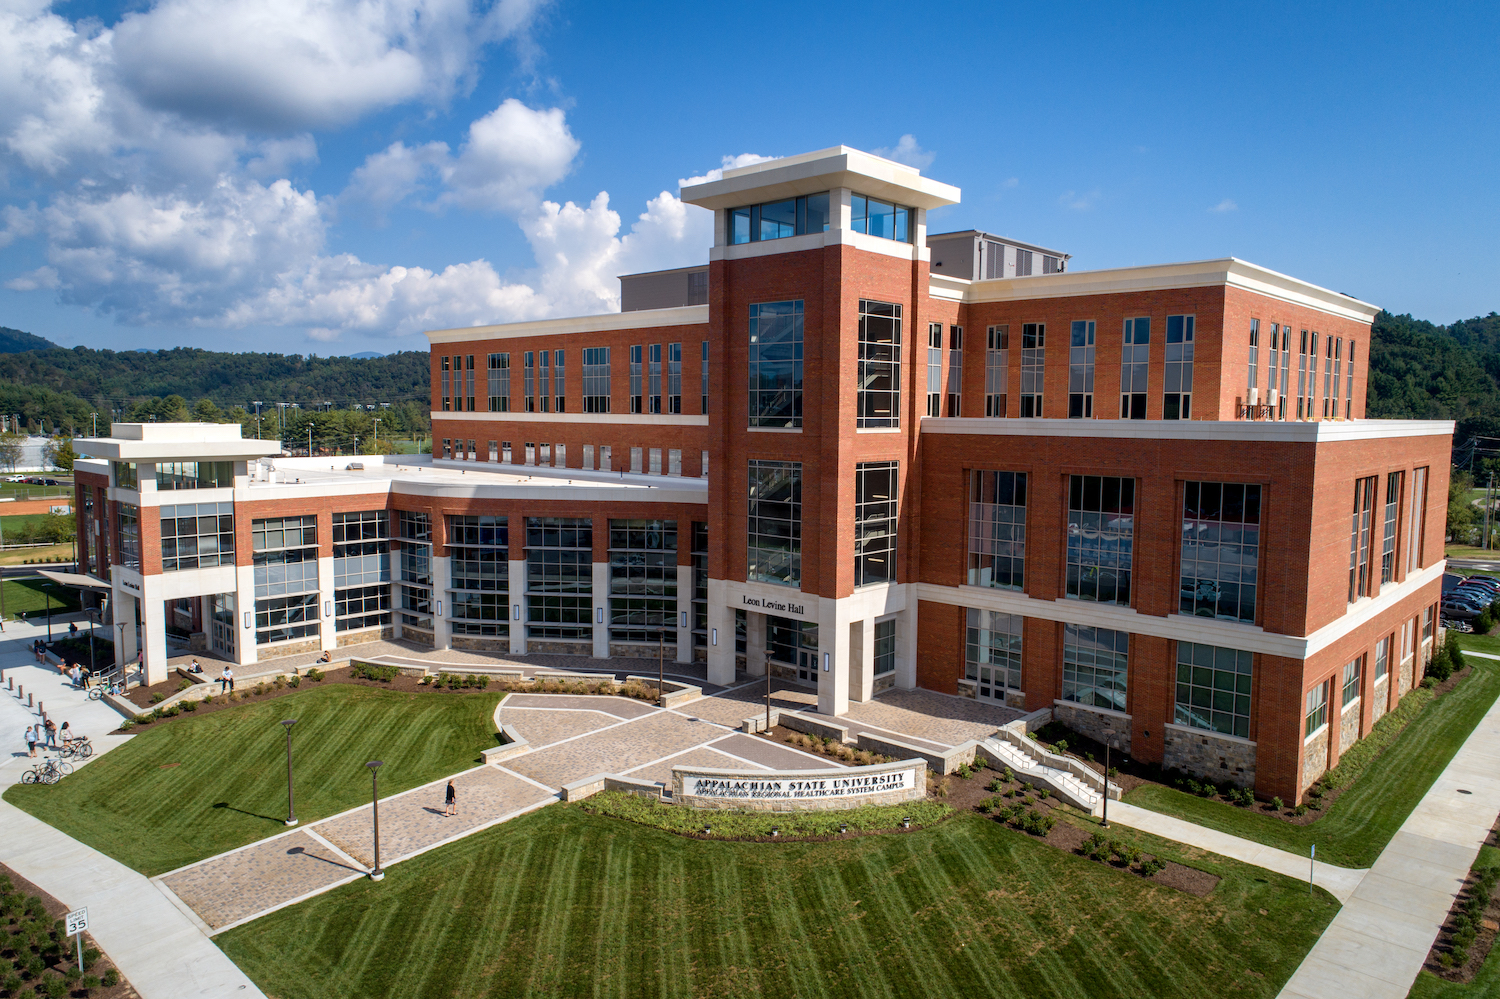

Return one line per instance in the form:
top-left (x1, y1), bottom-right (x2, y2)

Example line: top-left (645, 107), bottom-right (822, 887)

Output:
top-left (1420, 819), bottom-right (1500, 982)
top-left (578, 790), bottom-right (951, 840)
top-left (0, 864), bottom-right (132, 999)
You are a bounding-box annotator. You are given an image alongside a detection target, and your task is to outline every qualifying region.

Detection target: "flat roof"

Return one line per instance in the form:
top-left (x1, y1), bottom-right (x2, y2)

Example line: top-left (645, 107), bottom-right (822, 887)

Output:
top-left (681, 146), bottom-right (961, 212)
top-left (426, 305), bottom-right (708, 345)
top-left (927, 229), bottom-right (1071, 259)
top-left (75, 423), bottom-right (283, 462)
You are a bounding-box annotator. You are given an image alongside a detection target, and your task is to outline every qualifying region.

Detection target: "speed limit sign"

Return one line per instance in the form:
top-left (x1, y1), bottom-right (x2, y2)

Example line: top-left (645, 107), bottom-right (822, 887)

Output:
top-left (65, 908), bottom-right (88, 935)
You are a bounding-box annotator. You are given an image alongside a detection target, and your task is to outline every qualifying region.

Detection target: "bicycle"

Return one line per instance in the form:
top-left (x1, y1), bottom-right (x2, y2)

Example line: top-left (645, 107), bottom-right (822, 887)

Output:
top-left (60, 737), bottom-right (92, 760)
top-left (20, 757), bottom-right (72, 784)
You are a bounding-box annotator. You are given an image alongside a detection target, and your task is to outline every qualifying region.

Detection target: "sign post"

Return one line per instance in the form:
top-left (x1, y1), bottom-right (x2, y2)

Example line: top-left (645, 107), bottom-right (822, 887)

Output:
top-left (1309, 843), bottom-right (1315, 895)
top-left (65, 907), bottom-right (87, 971)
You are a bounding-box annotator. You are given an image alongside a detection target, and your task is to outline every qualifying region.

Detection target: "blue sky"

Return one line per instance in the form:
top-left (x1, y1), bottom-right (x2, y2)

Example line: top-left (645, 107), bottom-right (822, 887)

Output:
top-left (0, 0), bottom-right (1494, 356)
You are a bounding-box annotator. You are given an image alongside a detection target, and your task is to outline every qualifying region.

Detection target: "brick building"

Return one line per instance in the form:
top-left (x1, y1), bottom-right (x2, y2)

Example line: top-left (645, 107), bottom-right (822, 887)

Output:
top-left (73, 147), bottom-right (1450, 803)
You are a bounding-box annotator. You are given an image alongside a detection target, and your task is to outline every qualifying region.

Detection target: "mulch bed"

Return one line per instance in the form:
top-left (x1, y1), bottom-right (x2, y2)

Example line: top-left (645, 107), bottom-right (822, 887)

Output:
top-left (1422, 814), bottom-right (1500, 982)
top-left (943, 761), bottom-right (1219, 896)
top-left (755, 726), bottom-right (857, 766)
top-left (0, 861), bottom-right (138, 998)
top-left (1028, 664), bottom-right (1477, 827)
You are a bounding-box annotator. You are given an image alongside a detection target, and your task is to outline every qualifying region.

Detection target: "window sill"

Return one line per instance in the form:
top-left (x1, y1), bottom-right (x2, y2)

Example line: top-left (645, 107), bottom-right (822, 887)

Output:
top-left (1163, 722), bottom-right (1255, 748)
top-left (746, 426), bottom-right (802, 433)
top-left (856, 427), bottom-right (903, 434)
top-left (1340, 697), bottom-right (1360, 714)
top-left (1053, 698), bottom-right (1130, 722)
top-left (1303, 723), bottom-right (1328, 745)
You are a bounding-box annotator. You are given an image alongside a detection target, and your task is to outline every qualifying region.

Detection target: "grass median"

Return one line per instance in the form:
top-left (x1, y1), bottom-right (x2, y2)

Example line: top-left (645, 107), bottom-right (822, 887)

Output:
top-left (1124, 656), bottom-right (1500, 869)
top-left (218, 807), bottom-right (1337, 999)
top-left (3, 684), bottom-right (501, 876)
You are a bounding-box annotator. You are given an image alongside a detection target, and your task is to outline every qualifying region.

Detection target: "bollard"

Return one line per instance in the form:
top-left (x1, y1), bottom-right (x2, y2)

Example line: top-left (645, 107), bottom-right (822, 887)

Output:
top-left (28, 693), bottom-right (33, 706)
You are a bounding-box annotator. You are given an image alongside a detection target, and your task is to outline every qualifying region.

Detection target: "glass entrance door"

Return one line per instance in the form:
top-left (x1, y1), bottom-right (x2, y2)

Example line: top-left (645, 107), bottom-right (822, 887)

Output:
top-left (768, 616), bottom-right (819, 688)
top-left (798, 648), bottom-right (818, 683)
top-left (210, 593), bottom-right (235, 659)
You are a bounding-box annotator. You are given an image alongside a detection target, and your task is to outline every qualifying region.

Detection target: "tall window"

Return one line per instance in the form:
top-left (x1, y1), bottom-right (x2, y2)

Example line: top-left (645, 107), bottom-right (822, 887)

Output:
top-left (926, 323), bottom-right (943, 418)
top-left (648, 343), bottom-right (662, 413)
top-left (114, 461), bottom-right (138, 489)
top-left (747, 460), bottom-right (802, 587)
top-left (440, 355), bottom-right (450, 411)
top-left (854, 461), bottom-right (898, 587)
top-left (1062, 624), bottom-right (1129, 711)
top-left (966, 610), bottom-right (1022, 699)
top-left (850, 194), bottom-right (912, 242)
top-left (1305, 681), bottom-right (1329, 737)
top-left (1296, 331), bottom-right (1310, 419)
top-left (748, 301), bottom-right (803, 428)
top-left (1067, 475), bottom-right (1134, 605)
top-left (553, 349), bottom-right (565, 412)
top-left (728, 192), bottom-right (830, 244)
top-left (630, 345), bottom-right (643, 413)
top-left (692, 522), bottom-right (708, 649)
top-left (1375, 636), bottom-right (1390, 680)
top-left (1181, 482), bottom-right (1261, 623)
top-left (1346, 342), bottom-right (1356, 420)
top-left (1322, 336), bottom-right (1335, 419)
top-left (857, 299), bottom-right (901, 428)
top-left (1307, 333), bottom-right (1320, 420)
top-left (1068, 320), bottom-right (1095, 418)
top-left (1342, 656), bottom-right (1362, 708)
top-left (447, 512), bottom-right (508, 628)
top-left (524, 351), bottom-right (535, 413)
top-left (464, 354), bottom-right (476, 411)
top-left (1163, 314), bottom-right (1194, 419)
top-left (538, 349), bottom-right (550, 413)
top-left (1407, 467), bottom-right (1428, 571)
top-left (874, 619), bottom-right (897, 676)
top-left (160, 502), bottom-right (234, 571)
top-left (253, 515), bottom-right (319, 645)
top-left (488, 353), bottom-right (510, 412)
top-left (1175, 643), bottom-right (1253, 738)
top-left (526, 517), bottom-right (593, 640)
top-left (1246, 318), bottom-right (1260, 415)
top-left (947, 325), bottom-right (963, 416)
top-left (1120, 317), bottom-right (1149, 419)
top-left (398, 511), bottom-right (432, 631)
top-left (1019, 323), bottom-right (1045, 417)
top-left (608, 519), bottom-right (677, 643)
top-left (985, 325), bottom-right (1009, 417)
top-left (968, 470), bottom-right (1026, 590)
top-left (156, 462), bottom-right (233, 490)
top-left (667, 342), bottom-right (682, 413)
top-left (1381, 471), bottom-right (1402, 585)
top-left (1350, 476), bottom-right (1377, 602)
top-left (1330, 339), bottom-right (1343, 419)
top-left (117, 503), bottom-right (140, 570)
top-left (1277, 325), bottom-right (1291, 419)
top-left (334, 511), bottom-right (390, 633)
top-left (582, 347), bottom-right (610, 413)
top-left (701, 341), bottom-right (710, 413)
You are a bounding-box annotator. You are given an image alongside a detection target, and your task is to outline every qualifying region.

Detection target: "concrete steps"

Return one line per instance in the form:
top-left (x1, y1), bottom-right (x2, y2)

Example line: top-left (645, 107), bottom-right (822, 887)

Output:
top-left (980, 737), bottom-right (1105, 815)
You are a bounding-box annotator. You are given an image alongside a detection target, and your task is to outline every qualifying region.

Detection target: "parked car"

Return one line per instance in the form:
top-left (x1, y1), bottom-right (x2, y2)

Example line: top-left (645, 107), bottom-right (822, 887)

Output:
top-left (1442, 599), bottom-right (1481, 619)
top-left (1463, 576), bottom-right (1500, 592)
top-left (1444, 572), bottom-right (1469, 594)
top-left (1453, 583), bottom-right (1496, 600)
top-left (1445, 595), bottom-right (1488, 616)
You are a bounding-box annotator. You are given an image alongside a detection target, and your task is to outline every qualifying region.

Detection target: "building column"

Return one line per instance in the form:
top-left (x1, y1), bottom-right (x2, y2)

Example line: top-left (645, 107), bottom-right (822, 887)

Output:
top-left (592, 561), bottom-right (610, 659)
top-left (745, 611), bottom-right (767, 676)
top-left (897, 598), bottom-right (919, 691)
top-left (508, 558), bottom-right (527, 655)
top-left (112, 586), bottom-right (136, 670)
top-left (705, 578), bottom-right (733, 686)
top-left (139, 576), bottom-right (168, 688)
top-left (432, 554), bottom-right (452, 652)
top-left (851, 617), bottom-right (876, 704)
top-left (318, 555), bottom-right (337, 654)
top-left (234, 563), bottom-right (258, 667)
top-left (816, 596), bottom-right (850, 717)
top-left (675, 564), bottom-right (693, 664)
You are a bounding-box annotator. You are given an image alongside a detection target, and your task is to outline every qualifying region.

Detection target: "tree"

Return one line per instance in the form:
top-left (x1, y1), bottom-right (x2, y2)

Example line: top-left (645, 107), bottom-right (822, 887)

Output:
top-left (1450, 470), bottom-right (1478, 543)
top-left (42, 436), bottom-right (75, 471)
top-left (0, 432), bottom-right (23, 472)
top-left (192, 398), bottom-right (224, 422)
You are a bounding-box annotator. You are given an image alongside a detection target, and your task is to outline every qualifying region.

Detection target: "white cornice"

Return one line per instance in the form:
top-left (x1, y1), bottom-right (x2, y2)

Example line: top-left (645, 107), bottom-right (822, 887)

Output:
top-left (707, 227), bottom-right (925, 265)
top-left (432, 412), bottom-right (708, 427)
top-left (914, 560), bottom-right (1443, 660)
top-left (960, 258), bottom-right (1379, 324)
top-left (919, 417), bottom-right (1454, 443)
top-left (425, 306), bottom-right (708, 344)
top-left (681, 147), bottom-right (960, 212)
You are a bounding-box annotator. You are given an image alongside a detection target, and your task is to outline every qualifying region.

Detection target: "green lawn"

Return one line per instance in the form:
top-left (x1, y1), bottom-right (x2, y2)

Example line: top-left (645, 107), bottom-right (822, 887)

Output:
top-left (1124, 659), bottom-right (1500, 868)
top-left (3, 685), bottom-right (501, 876)
top-left (1446, 545), bottom-right (1499, 561)
top-left (1, 576), bottom-right (80, 617)
top-left (1408, 845), bottom-right (1500, 998)
top-left (217, 807), bottom-right (1337, 999)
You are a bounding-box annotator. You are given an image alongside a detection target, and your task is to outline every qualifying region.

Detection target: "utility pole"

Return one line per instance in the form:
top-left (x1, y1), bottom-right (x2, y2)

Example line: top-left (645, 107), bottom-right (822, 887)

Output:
top-left (252, 401), bottom-right (263, 439)
top-left (308, 424), bottom-right (314, 458)
top-left (1487, 472), bottom-right (1495, 550)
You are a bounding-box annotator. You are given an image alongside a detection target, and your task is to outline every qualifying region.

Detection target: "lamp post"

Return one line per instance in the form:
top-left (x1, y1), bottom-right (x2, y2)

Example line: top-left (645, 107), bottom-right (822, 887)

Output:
top-left (657, 629), bottom-right (665, 708)
top-left (281, 719), bottom-right (298, 826)
top-left (764, 654), bottom-right (771, 733)
top-left (85, 607), bottom-right (95, 674)
top-left (90, 413), bottom-right (97, 437)
top-left (372, 417), bottom-right (380, 454)
top-left (252, 401), bottom-right (263, 440)
top-left (367, 760), bottom-right (384, 880)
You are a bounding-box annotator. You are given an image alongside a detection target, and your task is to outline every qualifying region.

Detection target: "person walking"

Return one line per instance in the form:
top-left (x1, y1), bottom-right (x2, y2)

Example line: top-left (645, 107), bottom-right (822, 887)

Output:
top-left (24, 725), bottom-right (37, 757)
top-left (43, 718), bottom-right (57, 748)
top-left (444, 780), bottom-right (457, 817)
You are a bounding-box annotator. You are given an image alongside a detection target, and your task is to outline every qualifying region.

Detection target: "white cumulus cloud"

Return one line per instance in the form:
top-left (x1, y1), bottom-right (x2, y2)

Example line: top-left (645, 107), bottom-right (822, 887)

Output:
top-left (1210, 198), bottom-right (1238, 213)
top-left (872, 134), bottom-right (935, 169)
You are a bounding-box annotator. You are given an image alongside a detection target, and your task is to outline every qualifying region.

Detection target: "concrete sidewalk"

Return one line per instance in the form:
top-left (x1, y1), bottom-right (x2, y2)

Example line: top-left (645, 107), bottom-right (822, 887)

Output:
top-left (1277, 681), bottom-right (1500, 998)
top-left (1107, 800), bottom-right (1368, 903)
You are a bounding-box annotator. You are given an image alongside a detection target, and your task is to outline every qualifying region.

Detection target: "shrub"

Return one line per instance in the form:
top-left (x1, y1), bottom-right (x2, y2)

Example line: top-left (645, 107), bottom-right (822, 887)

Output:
top-left (1085, 751), bottom-right (1095, 762)
top-left (1139, 858), bottom-right (1166, 877)
top-left (101, 969), bottom-right (119, 988)
top-left (0, 974), bottom-right (18, 994)
top-left (252, 682), bottom-right (269, 696)
top-left (117, 719), bottom-right (134, 731)
top-left (419, 675), bottom-right (433, 685)
top-left (287, 674), bottom-right (301, 688)
top-left (1421, 675), bottom-right (1436, 688)
top-left (181, 699), bottom-right (198, 712)
top-left (956, 763), bottom-right (973, 779)
top-left (1038, 788), bottom-right (1050, 800)
top-left (1294, 803), bottom-right (1308, 816)
top-left (273, 676), bottom-right (285, 689)
top-left (1002, 767), bottom-right (1015, 782)
top-left (176, 679), bottom-right (192, 691)
top-left (1107, 766), bottom-right (1119, 779)
top-left (1427, 645), bottom-right (1455, 683)
top-left (973, 755), bottom-right (989, 770)
top-left (986, 778), bottom-right (1003, 793)
top-left (148, 692), bottom-right (164, 704)
top-left (83, 948), bottom-right (98, 965)
top-left (150, 707), bottom-right (164, 720)
top-left (976, 798), bottom-right (995, 814)
top-left (1053, 739), bottom-right (1068, 755)
top-left (306, 668), bottom-right (325, 682)
top-left (83, 975), bottom-right (100, 989)
top-left (1271, 796), bottom-right (1284, 811)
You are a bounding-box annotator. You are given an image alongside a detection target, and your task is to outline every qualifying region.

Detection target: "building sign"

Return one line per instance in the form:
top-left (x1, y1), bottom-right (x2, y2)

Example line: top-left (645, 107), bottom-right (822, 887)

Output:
top-left (739, 593), bottom-right (808, 617)
top-left (678, 766), bottom-right (916, 802)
